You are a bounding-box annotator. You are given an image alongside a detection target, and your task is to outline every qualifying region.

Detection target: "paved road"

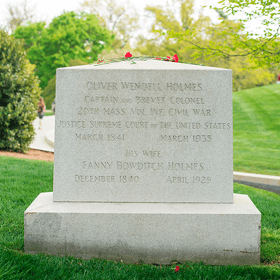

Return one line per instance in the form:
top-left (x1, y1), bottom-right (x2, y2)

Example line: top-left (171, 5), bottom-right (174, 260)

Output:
top-left (30, 115), bottom-right (55, 152)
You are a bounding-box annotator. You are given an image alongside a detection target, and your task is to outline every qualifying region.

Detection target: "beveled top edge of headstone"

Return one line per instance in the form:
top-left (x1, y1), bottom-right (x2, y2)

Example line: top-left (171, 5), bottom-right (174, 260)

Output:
top-left (57, 60), bottom-right (231, 71)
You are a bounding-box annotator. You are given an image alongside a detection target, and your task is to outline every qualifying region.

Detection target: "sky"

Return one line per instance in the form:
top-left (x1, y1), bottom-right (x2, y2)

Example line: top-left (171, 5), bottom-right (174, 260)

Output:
top-left (0, 0), bottom-right (267, 46)
top-left (0, 0), bottom-right (218, 29)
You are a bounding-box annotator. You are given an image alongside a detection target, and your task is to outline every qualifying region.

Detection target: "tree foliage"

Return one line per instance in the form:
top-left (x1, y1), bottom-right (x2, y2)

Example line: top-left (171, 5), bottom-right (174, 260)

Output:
top-left (136, 0), bottom-right (210, 59)
top-left (79, 0), bottom-right (139, 50)
top-left (167, 0), bottom-right (280, 67)
top-left (0, 29), bottom-right (41, 152)
top-left (136, 0), bottom-right (276, 91)
top-left (5, 0), bottom-right (37, 33)
top-left (13, 11), bottom-right (114, 89)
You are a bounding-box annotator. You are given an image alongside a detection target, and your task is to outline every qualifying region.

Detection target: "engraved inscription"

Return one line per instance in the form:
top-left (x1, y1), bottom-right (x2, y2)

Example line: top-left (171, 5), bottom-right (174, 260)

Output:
top-left (168, 108), bottom-right (189, 116)
top-left (78, 107), bottom-right (99, 115)
top-left (136, 96), bottom-right (165, 104)
top-left (125, 150), bottom-right (138, 157)
top-left (116, 161), bottom-right (163, 170)
top-left (125, 122), bottom-right (148, 128)
top-left (166, 83), bottom-right (202, 91)
top-left (121, 82), bottom-right (163, 91)
top-left (193, 109), bottom-right (211, 116)
top-left (57, 76), bottom-right (231, 197)
top-left (166, 176), bottom-right (211, 184)
top-left (90, 121), bottom-right (122, 128)
top-left (204, 122), bottom-right (231, 129)
top-left (87, 82), bottom-right (118, 90)
top-left (82, 161), bottom-right (113, 169)
top-left (86, 81), bottom-right (203, 92)
top-left (75, 175), bottom-right (116, 182)
top-left (169, 97), bottom-right (204, 104)
top-left (119, 176), bottom-right (139, 183)
top-left (104, 108), bottom-right (126, 115)
top-left (160, 135), bottom-right (189, 142)
top-left (75, 133), bottom-right (104, 141)
top-left (84, 96), bottom-right (118, 103)
top-left (57, 120), bottom-right (87, 128)
top-left (142, 150), bottom-right (161, 157)
top-left (168, 162), bottom-right (204, 171)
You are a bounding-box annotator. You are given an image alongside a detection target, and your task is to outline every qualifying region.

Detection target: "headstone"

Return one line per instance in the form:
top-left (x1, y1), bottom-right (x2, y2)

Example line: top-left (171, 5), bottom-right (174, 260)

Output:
top-left (53, 61), bottom-right (232, 203)
top-left (24, 60), bottom-right (261, 265)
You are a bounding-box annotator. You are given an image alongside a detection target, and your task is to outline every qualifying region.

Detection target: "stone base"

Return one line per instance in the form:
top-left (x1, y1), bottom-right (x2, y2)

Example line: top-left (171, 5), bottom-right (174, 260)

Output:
top-left (24, 193), bottom-right (261, 265)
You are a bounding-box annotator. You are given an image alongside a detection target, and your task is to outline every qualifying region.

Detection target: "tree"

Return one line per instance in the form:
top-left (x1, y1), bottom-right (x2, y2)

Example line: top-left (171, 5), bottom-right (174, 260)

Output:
top-left (167, 0), bottom-right (280, 67)
top-left (13, 11), bottom-right (114, 89)
top-left (0, 29), bottom-right (41, 152)
top-left (79, 0), bottom-right (139, 50)
top-left (135, 0), bottom-right (275, 91)
top-left (5, 0), bottom-right (37, 33)
top-left (136, 0), bottom-right (211, 61)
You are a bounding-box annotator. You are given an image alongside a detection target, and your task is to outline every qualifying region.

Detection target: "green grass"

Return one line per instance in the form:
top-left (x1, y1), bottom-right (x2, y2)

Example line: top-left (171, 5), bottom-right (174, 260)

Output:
top-left (0, 156), bottom-right (279, 279)
top-left (233, 84), bottom-right (280, 175)
top-left (44, 111), bottom-right (53, 116)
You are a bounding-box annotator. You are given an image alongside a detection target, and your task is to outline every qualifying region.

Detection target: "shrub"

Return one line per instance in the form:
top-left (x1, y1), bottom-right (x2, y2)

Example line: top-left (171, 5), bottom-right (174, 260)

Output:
top-left (0, 29), bottom-right (41, 152)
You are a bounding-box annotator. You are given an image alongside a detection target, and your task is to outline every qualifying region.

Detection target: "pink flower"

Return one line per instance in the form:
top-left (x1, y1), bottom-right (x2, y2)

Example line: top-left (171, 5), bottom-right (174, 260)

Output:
top-left (175, 266), bottom-right (180, 272)
top-left (172, 54), bottom-right (179, 62)
top-left (167, 56), bottom-right (170, 59)
top-left (156, 57), bottom-right (162, 60)
top-left (125, 52), bottom-right (132, 58)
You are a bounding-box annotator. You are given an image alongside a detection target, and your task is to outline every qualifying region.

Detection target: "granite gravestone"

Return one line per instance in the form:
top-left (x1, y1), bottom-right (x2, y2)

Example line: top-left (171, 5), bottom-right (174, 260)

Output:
top-left (24, 60), bottom-right (261, 265)
top-left (53, 61), bottom-right (232, 203)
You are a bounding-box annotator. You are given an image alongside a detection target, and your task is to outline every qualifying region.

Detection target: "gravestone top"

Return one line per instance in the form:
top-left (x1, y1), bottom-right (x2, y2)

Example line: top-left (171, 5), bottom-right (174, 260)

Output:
top-left (64, 60), bottom-right (223, 70)
top-left (53, 60), bottom-right (233, 203)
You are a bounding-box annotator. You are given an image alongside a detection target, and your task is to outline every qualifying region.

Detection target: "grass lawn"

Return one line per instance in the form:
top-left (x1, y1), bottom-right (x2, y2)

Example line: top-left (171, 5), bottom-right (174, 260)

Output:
top-left (233, 84), bottom-right (280, 175)
top-left (0, 156), bottom-right (279, 279)
top-left (44, 111), bottom-right (53, 116)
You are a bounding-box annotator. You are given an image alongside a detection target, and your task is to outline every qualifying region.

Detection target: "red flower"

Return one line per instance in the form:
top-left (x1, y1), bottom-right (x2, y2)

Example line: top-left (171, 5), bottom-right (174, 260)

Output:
top-left (172, 54), bottom-right (179, 62)
top-left (156, 57), bottom-right (162, 60)
top-left (125, 52), bottom-right (132, 58)
top-left (167, 56), bottom-right (170, 60)
top-left (175, 266), bottom-right (180, 272)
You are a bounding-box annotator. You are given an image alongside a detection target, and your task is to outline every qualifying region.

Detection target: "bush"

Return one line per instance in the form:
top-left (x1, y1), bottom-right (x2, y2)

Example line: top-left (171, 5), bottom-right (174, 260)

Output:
top-left (0, 29), bottom-right (41, 152)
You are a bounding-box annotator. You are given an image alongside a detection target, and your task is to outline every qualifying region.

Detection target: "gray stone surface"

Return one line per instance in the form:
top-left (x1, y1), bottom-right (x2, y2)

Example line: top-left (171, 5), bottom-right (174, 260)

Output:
top-left (25, 60), bottom-right (261, 265)
top-left (234, 171), bottom-right (280, 186)
top-left (234, 171), bottom-right (280, 195)
top-left (25, 192), bottom-right (261, 265)
top-left (45, 129), bottom-right (54, 148)
top-left (30, 116), bottom-right (55, 152)
top-left (53, 60), bottom-right (233, 203)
